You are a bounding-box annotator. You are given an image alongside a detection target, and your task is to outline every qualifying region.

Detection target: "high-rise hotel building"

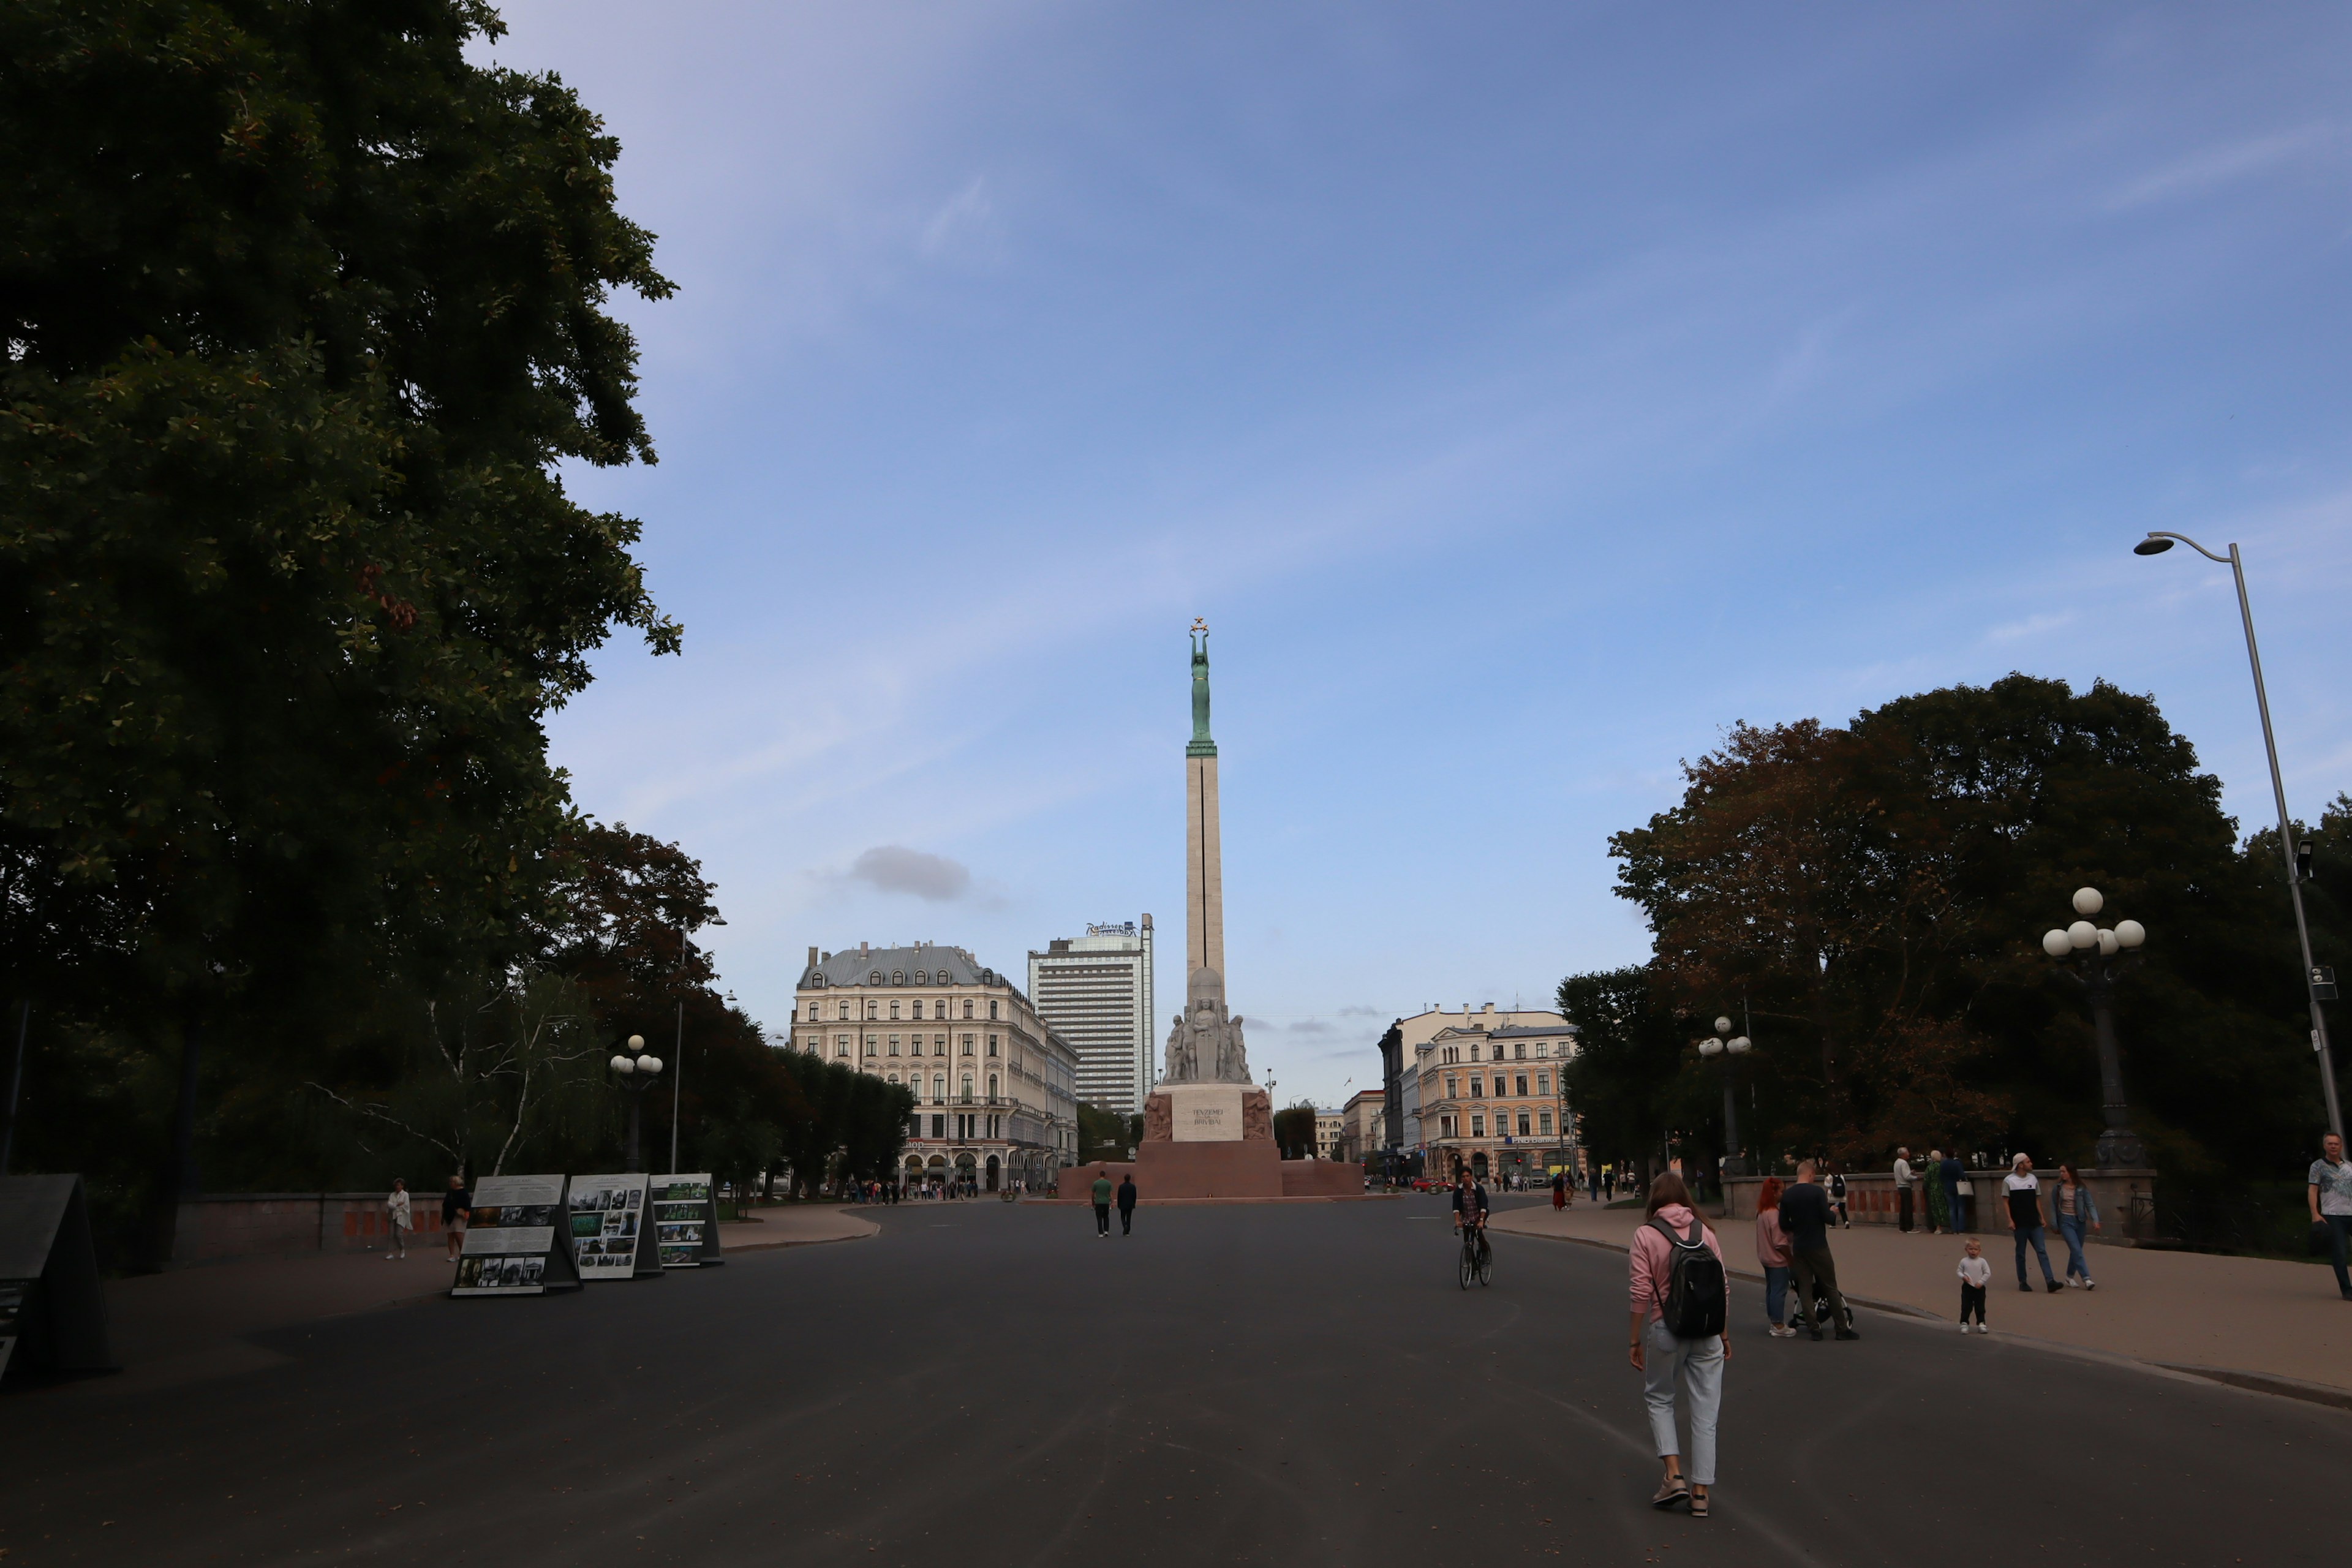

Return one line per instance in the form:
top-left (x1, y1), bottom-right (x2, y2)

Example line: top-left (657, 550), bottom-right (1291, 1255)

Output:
top-left (1027, 916), bottom-right (1155, 1117)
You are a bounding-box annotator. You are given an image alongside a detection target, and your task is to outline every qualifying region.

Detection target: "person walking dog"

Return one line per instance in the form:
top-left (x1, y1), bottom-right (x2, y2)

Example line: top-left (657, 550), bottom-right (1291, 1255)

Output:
top-left (2052, 1163), bottom-right (2100, 1288)
top-left (1629, 1172), bottom-right (1730, 1518)
top-left (2001, 1154), bottom-right (2062, 1293)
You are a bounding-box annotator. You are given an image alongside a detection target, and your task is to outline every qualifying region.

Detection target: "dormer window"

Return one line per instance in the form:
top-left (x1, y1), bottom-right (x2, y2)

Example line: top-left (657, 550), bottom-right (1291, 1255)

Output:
top-left (915, 970), bottom-right (928, 984)
top-left (869, 971), bottom-right (884, 985)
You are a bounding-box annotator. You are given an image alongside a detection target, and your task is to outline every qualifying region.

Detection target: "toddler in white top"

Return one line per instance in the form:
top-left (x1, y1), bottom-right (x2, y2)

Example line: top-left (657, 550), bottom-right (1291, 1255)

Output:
top-left (1957, 1238), bottom-right (1990, 1332)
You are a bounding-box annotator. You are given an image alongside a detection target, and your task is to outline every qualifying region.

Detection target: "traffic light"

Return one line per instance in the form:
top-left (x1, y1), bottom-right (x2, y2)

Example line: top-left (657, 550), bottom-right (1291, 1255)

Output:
top-left (2296, 837), bottom-right (2316, 884)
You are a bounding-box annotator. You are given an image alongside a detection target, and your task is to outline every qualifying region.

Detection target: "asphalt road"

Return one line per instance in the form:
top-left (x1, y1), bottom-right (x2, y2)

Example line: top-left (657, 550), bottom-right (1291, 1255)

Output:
top-left (4, 1194), bottom-right (2344, 1567)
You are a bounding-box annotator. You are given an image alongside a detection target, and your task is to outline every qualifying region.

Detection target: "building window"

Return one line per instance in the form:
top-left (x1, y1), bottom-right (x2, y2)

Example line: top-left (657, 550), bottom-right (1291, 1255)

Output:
top-left (838, 1001), bottom-right (850, 1020)
top-left (1445, 1076), bottom-right (1458, 1099)
top-left (887, 1072), bottom-right (899, 1086)
top-left (1515, 1074), bottom-right (1528, 1097)
top-left (864, 1036), bottom-right (877, 1056)
top-left (1539, 1110), bottom-right (1554, 1136)
top-left (934, 1034), bottom-right (946, 1054)
top-left (889, 1000), bottom-right (900, 1020)
top-left (989, 1000), bottom-right (1000, 1020)
top-left (1517, 1111), bottom-right (1531, 1137)
top-left (806, 1003), bottom-right (818, 1020)
top-left (987, 1036), bottom-right (998, 1057)
top-left (961, 1074), bottom-right (974, 1103)
top-left (1516, 1042), bottom-right (1527, 1060)
top-left (931, 1114), bottom-right (944, 1138)
top-left (962, 1036), bottom-right (975, 1057)
top-left (932, 1074), bottom-right (944, 1102)
top-left (1536, 1041), bottom-right (1550, 1058)
top-left (865, 1000), bottom-right (878, 1020)
top-left (888, 1036), bottom-right (900, 1055)
top-left (1470, 1043), bottom-right (1481, 1061)
top-left (836, 1038), bottom-right (850, 1058)
top-left (1470, 1076), bottom-right (1484, 1098)
top-left (1536, 1071), bottom-right (1550, 1095)
top-left (988, 1074), bottom-right (999, 1101)
top-left (1441, 1115), bottom-right (1456, 1139)
top-left (963, 1000), bottom-right (974, 1019)
top-left (1471, 1114), bottom-right (1486, 1137)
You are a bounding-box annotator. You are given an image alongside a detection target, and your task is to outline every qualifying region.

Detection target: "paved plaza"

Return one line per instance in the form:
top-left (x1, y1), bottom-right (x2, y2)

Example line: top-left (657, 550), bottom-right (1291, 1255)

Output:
top-left (4, 1195), bottom-right (2344, 1566)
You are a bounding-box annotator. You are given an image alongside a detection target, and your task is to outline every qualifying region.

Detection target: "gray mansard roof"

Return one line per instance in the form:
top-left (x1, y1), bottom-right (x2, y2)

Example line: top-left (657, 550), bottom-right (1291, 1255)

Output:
top-left (801, 944), bottom-right (1011, 994)
top-left (1489, 1023), bottom-right (1580, 1039)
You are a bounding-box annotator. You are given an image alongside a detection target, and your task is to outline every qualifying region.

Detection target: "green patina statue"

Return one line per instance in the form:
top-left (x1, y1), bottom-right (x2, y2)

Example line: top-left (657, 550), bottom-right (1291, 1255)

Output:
top-left (1187, 619), bottom-right (1217, 758)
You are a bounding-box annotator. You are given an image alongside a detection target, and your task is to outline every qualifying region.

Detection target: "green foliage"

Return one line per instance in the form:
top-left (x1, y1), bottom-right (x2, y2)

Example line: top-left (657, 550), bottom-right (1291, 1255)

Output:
top-left (1556, 967), bottom-right (1705, 1179)
top-left (1272, 1103), bottom-right (1318, 1160)
top-left (1593, 675), bottom-right (2342, 1183)
top-left (1076, 1101), bottom-right (1133, 1163)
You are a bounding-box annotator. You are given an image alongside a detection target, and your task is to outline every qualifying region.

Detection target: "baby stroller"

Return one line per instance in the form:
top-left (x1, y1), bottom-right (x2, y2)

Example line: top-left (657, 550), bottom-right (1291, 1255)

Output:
top-left (1787, 1273), bottom-right (1855, 1335)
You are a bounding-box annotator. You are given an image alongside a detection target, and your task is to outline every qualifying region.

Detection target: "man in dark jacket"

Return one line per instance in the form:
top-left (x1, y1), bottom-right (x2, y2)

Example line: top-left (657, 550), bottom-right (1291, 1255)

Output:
top-left (1778, 1162), bottom-right (1859, 1341)
top-left (1116, 1174), bottom-right (1138, 1235)
top-left (1940, 1150), bottom-right (1968, 1233)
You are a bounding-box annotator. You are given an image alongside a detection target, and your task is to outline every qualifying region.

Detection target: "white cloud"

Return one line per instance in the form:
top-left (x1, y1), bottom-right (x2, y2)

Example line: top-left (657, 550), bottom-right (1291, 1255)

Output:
top-left (920, 175), bottom-right (999, 257)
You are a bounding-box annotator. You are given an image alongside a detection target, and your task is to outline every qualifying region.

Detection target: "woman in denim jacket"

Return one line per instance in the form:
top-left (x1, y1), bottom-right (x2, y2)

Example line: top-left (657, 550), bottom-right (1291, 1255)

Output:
top-left (2052, 1163), bottom-right (2101, 1289)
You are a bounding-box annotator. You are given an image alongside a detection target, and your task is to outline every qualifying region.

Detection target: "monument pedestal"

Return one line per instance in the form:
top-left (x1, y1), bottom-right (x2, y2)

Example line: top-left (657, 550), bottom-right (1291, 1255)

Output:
top-left (1059, 1085), bottom-right (1360, 1200)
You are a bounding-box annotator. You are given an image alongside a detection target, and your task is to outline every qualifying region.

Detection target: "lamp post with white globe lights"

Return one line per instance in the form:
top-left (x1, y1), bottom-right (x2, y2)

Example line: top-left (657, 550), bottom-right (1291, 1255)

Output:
top-left (1697, 1016), bottom-right (1754, 1178)
top-left (610, 1033), bottom-right (665, 1171)
top-left (2040, 888), bottom-right (2147, 1170)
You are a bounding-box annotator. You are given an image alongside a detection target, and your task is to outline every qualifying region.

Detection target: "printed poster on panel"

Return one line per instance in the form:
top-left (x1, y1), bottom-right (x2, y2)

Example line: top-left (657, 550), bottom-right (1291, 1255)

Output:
top-left (567, 1174), bottom-right (647, 1277)
top-left (649, 1174), bottom-right (714, 1268)
top-left (451, 1174), bottom-right (565, 1295)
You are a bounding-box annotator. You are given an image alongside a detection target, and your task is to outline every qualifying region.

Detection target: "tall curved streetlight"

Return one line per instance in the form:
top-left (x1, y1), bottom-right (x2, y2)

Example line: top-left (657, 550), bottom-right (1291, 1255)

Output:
top-left (1697, 1016), bottom-right (1753, 1178)
top-left (2041, 888), bottom-right (2147, 1169)
top-left (611, 1033), bottom-right (666, 1170)
top-left (2135, 531), bottom-right (2340, 1137)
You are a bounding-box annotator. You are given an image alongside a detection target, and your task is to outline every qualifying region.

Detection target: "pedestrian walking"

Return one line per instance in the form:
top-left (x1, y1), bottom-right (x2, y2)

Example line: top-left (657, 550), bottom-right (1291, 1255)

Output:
top-left (2307, 1133), bottom-right (2352, 1300)
top-left (1923, 1148), bottom-right (1947, 1233)
top-left (1117, 1173), bottom-right (1138, 1235)
top-left (1091, 1171), bottom-right (1114, 1237)
top-left (1939, 1149), bottom-right (1967, 1234)
top-left (1893, 1147), bottom-right (1917, 1233)
top-left (384, 1179), bottom-right (412, 1260)
top-left (1778, 1161), bottom-right (1859, 1341)
top-left (1552, 1172), bottom-right (1567, 1212)
top-left (1754, 1176), bottom-right (1795, 1338)
top-left (2001, 1154), bottom-right (2062, 1293)
top-left (1590, 1164), bottom-right (1604, 1204)
top-left (1827, 1164), bottom-right (1850, 1229)
top-left (1957, 1238), bottom-right (1990, 1332)
top-left (442, 1174), bottom-right (471, 1262)
top-left (2052, 1163), bottom-right (2100, 1288)
top-left (1629, 1172), bottom-right (1730, 1518)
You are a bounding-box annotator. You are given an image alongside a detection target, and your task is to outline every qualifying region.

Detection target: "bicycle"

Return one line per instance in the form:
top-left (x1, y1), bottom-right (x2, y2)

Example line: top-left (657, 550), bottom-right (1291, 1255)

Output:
top-left (1456, 1219), bottom-right (1492, 1289)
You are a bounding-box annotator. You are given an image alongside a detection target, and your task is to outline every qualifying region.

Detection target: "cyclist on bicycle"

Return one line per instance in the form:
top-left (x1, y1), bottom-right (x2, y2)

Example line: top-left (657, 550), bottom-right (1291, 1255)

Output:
top-left (1451, 1169), bottom-right (1490, 1239)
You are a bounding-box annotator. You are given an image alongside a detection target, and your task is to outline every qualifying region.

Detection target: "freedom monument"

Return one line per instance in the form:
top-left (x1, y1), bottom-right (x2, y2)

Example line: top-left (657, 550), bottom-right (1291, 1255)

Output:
top-left (1066, 624), bottom-right (1355, 1200)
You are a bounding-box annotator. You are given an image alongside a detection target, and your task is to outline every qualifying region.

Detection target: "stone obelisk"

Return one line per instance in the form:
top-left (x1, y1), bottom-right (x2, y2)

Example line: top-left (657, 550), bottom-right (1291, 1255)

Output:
top-left (1185, 620), bottom-right (1226, 993)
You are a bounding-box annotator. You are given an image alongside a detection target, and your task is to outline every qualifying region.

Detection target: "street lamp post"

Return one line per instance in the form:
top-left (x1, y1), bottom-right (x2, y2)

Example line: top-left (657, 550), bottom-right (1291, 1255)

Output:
top-left (1697, 1017), bottom-right (1754, 1178)
top-left (610, 1032), bottom-right (666, 1170)
top-left (2040, 888), bottom-right (2147, 1169)
top-left (2136, 530), bottom-right (2342, 1137)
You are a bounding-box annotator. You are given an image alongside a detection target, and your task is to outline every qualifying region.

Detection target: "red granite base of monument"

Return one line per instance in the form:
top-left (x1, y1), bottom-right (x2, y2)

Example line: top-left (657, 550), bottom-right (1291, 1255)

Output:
top-left (1058, 1146), bottom-right (1363, 1200)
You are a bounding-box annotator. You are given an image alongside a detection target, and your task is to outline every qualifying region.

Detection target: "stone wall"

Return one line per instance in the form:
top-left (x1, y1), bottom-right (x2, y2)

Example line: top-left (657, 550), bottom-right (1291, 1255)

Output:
top-left (171, 1193), bottom-right (451, 1267)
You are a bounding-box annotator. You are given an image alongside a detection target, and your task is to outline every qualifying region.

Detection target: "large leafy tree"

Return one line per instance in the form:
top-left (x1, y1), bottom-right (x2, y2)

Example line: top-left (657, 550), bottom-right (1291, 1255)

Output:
top-left (1605, 676), bottom-right (2329, 1179)
top-left (0, 1), bottom-right (676, 1237)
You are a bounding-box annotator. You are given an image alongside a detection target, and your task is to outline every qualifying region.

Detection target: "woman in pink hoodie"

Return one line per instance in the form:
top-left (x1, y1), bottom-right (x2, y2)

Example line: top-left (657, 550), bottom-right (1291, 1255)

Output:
top-left (1629, 1172), bottom-right (1731, 1517)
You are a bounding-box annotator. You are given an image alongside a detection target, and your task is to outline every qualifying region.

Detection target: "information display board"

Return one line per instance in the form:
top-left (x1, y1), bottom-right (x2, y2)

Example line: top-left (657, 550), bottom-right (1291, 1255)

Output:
top-left (451, 1174), bottom-right (580, 1296)
top-left (567, 1174), bottom-right (650, 1278)
top-left (0, 1174), bottom-right (115, 1384)
top-left (649, 1174), bottom-right (725, 1268)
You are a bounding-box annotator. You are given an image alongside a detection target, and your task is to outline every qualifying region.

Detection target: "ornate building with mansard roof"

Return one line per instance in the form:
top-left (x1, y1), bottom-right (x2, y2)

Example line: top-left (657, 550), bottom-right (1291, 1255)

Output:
top-left (788, 941), bottom-right (1080, 1192)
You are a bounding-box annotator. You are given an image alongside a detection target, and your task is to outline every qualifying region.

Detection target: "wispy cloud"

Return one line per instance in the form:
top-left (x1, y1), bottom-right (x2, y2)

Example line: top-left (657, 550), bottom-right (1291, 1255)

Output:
top-left (2106, 127), bottom-right (2334, 211)
top-left (1287, 1019), bottom-right (1338, 1037)
top-left (1983, 610), bottom-right (2076, 645)
top-left (920, 175), bottom-right (999, 258)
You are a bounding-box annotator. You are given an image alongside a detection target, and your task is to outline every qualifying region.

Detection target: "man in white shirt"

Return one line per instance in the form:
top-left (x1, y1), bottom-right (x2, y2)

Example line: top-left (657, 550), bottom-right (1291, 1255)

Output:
top-left (2000, 1154), bottom-right (2060, 1293)
top-left (1893, 1148), bottom-right (1917, 1233)
top-left (2306, 1133), bottom-right (2352, 1300)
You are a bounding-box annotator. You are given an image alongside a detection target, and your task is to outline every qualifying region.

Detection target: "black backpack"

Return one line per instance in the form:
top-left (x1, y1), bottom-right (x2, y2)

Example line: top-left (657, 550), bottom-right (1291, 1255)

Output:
top-left (1648, 1216), bottom-right (1728, 1339)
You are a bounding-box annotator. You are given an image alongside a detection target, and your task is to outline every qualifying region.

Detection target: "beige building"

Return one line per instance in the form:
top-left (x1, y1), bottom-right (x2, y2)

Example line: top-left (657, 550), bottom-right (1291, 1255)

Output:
top-left (1396, 1003), bottom-right (1572, 1153)
top-left (1339, 1089), bottom-right (1385, 1164)
top-left (1412, 1014), bottom-right (1579, 1187)
top-left (1314, 1110), bottom-right (1344, 1161)
top-left (790, 942), bottom-right (1079, 1193)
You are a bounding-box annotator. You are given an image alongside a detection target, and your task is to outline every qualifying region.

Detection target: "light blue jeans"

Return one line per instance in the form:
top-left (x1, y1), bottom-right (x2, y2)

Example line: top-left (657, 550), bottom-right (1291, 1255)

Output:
top-left (2058, 1217), bottom-right (2090, 1281)
top-left (1643, 1317), bottom-right (1725, 1487)
top-left (1763, 1264), bottom-right (1790, 1327)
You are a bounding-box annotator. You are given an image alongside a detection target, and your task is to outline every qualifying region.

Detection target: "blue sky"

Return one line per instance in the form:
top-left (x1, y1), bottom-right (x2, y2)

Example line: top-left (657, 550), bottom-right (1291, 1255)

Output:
top-left (493, 3), bottom-right (2352, 1108)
